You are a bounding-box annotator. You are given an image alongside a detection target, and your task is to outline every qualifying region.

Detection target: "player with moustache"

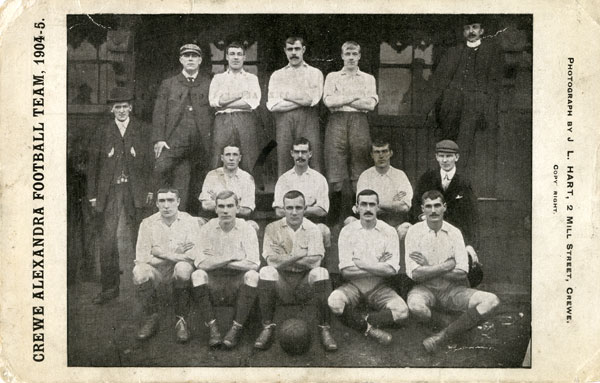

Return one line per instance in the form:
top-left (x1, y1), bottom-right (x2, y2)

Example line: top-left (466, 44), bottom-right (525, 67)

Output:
top-left (267, 37), bottom-right (324, 176)
top-left (405, 190), bottom-right (500, 353)
top-left (190, 190), bottom-right (260, 349)
top-left (328, 189), bottom-right (409, 345)
top-left (254, 190), bottom-right (337, 352)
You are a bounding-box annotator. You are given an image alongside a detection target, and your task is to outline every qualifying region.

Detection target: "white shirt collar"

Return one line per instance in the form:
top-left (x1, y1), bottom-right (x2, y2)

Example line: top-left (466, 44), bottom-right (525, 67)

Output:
top-left (182, 70), bottom-right (198, 80)
top-left (466, 39), bottom-right (482, 48)
top-left (115, 118), bottom-right (130, 135)
top-left (440, 167), bottom-right (456, 181)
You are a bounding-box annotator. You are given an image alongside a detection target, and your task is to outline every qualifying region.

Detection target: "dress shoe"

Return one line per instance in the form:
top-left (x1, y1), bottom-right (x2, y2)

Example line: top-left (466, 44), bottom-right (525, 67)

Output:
top-left (92, 288), bottom-right (119, 305)
top-left (136, 313), bottom-right (159, 340)
top-left (175, 316), bottom-right (191, 343)
top-left (318, 325), bottom-right (338, 352)
top-left (365, 324), bottom-right (392, 345)
top-left (423, 329), bottom-right (448, 353)
top-left (222, 321), bottom-right (243, 349)
top-left (206, 320), bottom-right (222, 347)
top-left (254, 323), bottom-right (276, 350)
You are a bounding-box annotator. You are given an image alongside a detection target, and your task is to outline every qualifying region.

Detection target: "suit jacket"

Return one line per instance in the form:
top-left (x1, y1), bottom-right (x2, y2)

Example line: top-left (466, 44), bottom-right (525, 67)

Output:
top-left (87, 117), bottom-right (152, 212)
top-left (410, 169), bottom-right (479, 247)
top-left (422, 39), bottom-right (502, 128)
top-left (151, 72), bottom-right (213, 155)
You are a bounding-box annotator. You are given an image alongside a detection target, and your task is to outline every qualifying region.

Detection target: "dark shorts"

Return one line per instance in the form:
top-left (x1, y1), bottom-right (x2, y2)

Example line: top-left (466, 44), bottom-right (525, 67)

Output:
top-left (324, 112), bottom-right (371, 183)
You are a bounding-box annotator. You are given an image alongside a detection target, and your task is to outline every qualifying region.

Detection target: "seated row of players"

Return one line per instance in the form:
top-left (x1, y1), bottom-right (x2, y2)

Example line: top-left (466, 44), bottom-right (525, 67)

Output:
top-left (199, 135), bottom-right (479, 264)
top-left (133, 186), bottom-right (499, 353)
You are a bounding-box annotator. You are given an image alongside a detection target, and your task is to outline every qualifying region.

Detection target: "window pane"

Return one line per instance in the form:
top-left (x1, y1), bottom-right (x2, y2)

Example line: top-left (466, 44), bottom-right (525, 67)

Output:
top-left (379, 42), bottom-right (412, 64)
top-left (99, 63), bottom-right (116, 104)
top-left (378, 68), bottom-right (411, 115)
top-left (68, 41), bottom-right (97, 60)
top-left (245, 42), bottom-right (258, 61)
top-left (414, 44), bottom-right (433, 65)
top-left (68, 63), bottom-right (99, 104)
top-left (210, 43), bottom-right (224, 61)
top-left (243, 65), bottom-right (258, 75)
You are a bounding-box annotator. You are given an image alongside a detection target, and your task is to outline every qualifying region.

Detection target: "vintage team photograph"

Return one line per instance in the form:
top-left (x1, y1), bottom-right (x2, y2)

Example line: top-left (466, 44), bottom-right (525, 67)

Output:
top-left (66, 13), bottom-right (532, 367)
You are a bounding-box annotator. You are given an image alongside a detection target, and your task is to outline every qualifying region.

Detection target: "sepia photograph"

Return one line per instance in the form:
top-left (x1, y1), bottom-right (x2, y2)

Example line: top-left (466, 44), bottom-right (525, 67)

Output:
top-left (66, 13), bottom-right (532, 368)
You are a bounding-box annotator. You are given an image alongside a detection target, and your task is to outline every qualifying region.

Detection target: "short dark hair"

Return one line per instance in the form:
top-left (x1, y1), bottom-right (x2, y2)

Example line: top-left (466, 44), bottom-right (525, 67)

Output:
top-left (421, 190), bottom-right (445, 205)
top-left (226, 42), bottom-right (246, 55)
top-left (292, 137), bottom-right (312, 151)
top-left (283, 190), bottom-right (305, 205)
top-left (342, 41), bottom-right (361, 53)
top-left (371, 139), bottom-right (390, 151)
top-left (356, 189), bottom-right (379, 205)
top-left (156, 187), bottom-right (180, 198)
top-left (285, 36), bottom-right (305, 46)
top-left (215, 190), bottom-right (239, 206)
top-left (221, 141), bottom-right (242, 155)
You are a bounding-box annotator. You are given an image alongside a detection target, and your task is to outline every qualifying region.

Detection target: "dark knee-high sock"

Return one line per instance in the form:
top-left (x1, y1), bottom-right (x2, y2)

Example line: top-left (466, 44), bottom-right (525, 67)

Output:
top-left (340, 305), bottom-right (367, 332)
top-left (327, 191), bottom-right (342, 225)
top-left (367, 309), bottom-right (395, 328)
top-left (312, 279), bottom-right (332, 326)
top-left (136, 280), bottom-right (158, 316)
top-left (258, 280), bottom-right (277, 324)
top-left (234, 284), bottom-right (257, 326)
top-left (445, 307), bottom-right (482, 338)
top-left (173, 286), bottom-right (190, 318)
top-left (191, 285), bottom-right (214, 325)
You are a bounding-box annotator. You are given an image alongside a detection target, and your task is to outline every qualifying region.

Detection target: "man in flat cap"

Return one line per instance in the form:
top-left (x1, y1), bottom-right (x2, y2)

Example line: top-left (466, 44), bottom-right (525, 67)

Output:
top-left (87, 87), bottom-right (153, 304)
top-left (208, 42), bottom-right (261, 173)
top-left (152, 43), bottom-right (213, 211)
top-left (410, 139), bottom-right (480, 269)
top-left (267, 36), bottom-right (324, 176)
top-left (421, 17), bottom-right (502, 168)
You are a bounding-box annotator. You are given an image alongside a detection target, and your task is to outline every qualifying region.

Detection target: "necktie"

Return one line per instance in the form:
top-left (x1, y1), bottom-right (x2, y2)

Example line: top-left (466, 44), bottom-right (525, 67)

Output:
top-left (442, 174), bottom-right (451, 191)
top-left (187, 77), bottom-right (194, 83)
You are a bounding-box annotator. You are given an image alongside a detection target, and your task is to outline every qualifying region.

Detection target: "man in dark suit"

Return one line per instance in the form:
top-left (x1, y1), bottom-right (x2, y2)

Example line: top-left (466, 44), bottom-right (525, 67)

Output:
top-left (422, 18), bottom-right (502, 167)
top-left (152, 43), bottom-right (213, 211)
top-left (87, 87), bottom-right (153, 304)
top-left (410, 140), bottom-right (479, 265)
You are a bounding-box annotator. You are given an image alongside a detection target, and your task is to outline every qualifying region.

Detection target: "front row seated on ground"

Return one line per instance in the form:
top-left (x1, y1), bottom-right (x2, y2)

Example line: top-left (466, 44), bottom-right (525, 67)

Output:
top-left (131, 187), bottom-right (499, 353)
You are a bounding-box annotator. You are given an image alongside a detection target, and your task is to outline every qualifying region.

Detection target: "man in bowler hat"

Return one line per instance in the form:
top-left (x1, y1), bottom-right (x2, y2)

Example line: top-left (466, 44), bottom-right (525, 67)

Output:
top-left (87, 87), bottom-right (153, 304)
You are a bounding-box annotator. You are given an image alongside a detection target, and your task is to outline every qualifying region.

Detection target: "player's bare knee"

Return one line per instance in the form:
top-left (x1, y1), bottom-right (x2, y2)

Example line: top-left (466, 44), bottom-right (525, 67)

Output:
top-left (174, 261), bottom-right (193, 279)
top-left (132, 264), bottom-right (152, 285)
top-left (388, 297), bottom-right (409, 322)
top-left (308, 267), bottom-right (329, 283)
top-left (396, 222), bottom-right (411, 240)
top-left (244, 270), bottom-right (259, 287)
top-left (259, 265), bottom-right (279, 281)
top-left (191, 269), bottom-right (208, 287)
top-left (327, 290), bottom-right (347, 315)
top-left (483, 292), bottom-right (501, 313)
top-left (407, 297), bottom-right (431, 320)
top-left (343, 216), bottom-right (358, 226)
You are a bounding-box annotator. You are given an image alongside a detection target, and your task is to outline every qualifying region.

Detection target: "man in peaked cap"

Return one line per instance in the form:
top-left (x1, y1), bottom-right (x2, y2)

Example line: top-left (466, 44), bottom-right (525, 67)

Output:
top-left (87, 86), bottom-right (153, 304)
top-left (421, 16), bottom-right (502, 169)
top-left (152, 43), bottom-right (213, 212)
